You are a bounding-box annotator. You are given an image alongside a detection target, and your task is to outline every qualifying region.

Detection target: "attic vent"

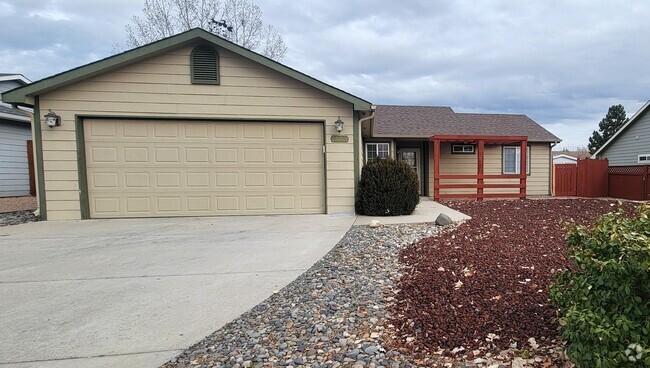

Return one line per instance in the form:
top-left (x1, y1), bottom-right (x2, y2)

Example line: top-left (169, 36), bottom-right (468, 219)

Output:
top-left (191, 46), bottom-right (219, 84)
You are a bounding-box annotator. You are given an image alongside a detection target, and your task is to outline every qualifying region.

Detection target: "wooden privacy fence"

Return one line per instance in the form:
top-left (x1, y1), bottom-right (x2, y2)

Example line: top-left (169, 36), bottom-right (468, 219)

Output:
top-left (577, 159), bottom-right (609, 197)
top-left (554, 164), bottom-right (577, 196)
top-left (608, 165), bottom-right (649, 201)
top-left (554, 159), bottom-right (649, 201)
top-left (553, 159), bottom-right (609, 197)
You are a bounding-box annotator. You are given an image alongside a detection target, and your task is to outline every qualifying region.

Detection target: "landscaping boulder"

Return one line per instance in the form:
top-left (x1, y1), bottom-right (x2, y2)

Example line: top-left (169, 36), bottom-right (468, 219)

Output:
top-left (435, 213), bottom-right (453, 226)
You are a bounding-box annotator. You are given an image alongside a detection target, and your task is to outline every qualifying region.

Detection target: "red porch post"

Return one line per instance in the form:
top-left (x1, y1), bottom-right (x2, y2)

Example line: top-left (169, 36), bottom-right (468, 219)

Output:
top-left (520, 139), bottom-right (527, 199)
top-left (477, 139), bottom-right (485, 200)
top-left (433, 139), bottom-right (440, 201)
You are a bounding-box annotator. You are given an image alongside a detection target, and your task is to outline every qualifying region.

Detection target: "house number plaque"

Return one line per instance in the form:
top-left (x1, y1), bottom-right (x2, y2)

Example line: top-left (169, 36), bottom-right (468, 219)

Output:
top-left (330, 135), bottom-right (349, 143)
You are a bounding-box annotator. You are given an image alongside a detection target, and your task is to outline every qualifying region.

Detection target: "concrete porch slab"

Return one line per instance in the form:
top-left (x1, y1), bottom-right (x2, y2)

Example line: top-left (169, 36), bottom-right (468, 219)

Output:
top-left (354, 198), bottom-right (471, 225)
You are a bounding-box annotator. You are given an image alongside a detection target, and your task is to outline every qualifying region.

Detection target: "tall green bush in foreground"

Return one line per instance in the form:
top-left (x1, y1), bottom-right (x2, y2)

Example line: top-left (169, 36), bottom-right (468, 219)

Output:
top-left (355, 158), bottom-right (419, 216)
top-left (550, 203), bottom-right (650, 367)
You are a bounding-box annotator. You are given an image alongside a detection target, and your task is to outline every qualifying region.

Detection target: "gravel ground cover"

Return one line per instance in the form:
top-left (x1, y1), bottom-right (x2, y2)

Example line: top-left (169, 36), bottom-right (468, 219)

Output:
top-left (0, 196), bottom-right (39, 226)
top-left (0, 196), bottom-right (37, 213)
top-left (163, 223), bottom-right (440, 368)
top-left (0, 210), bottom-right (39, 226)
top-left (389, 198), bottom-right (637, 366)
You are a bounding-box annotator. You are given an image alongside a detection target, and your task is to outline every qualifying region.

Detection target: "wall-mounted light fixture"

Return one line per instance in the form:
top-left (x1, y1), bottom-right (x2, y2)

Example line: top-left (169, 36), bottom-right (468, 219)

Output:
top-left (44, 109), bottom-right (61, 128)
top-left (334, 116), bottom-right (344, 133)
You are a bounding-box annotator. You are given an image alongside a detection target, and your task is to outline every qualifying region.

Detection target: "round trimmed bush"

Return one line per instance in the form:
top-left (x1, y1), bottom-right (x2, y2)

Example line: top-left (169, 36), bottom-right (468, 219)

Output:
top-left (355, 158), bottom-right (420, 216)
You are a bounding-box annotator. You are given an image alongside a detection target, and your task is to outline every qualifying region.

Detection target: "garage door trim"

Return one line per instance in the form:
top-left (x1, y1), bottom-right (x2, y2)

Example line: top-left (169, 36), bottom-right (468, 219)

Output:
top-left (75, 115), bottom-right (327, 219)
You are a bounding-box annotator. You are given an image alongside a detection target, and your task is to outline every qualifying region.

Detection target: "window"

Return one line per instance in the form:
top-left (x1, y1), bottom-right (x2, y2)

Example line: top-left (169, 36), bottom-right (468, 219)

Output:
top-left (191, 46), bottom-right (219, 84)
top-left (503, 146), bottom-right (531, 174)
top-left (451, 144), bottom-right (475, 154)
top-left (366, 143), bottom-right (390, 162)
top-left (639, 154), bottom-right (650, 164)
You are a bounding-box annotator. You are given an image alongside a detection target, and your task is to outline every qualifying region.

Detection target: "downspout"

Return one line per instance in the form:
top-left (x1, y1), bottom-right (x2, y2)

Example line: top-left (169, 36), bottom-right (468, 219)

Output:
top-left (354, 107), bottom-right (376, 203)
top-left (357, 106), bottom-right (376, 164)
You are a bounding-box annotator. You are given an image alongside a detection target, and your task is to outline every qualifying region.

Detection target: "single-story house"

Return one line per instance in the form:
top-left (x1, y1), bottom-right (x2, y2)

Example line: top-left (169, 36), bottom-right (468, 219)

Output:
top-left (552, 150), bottom-right (590, 164)
top-left (593, 99), bottom-right (650, 166)
top-left (2, 28), bottom-right (560, 220)
top-left (361, 106), bottom-right (560, 199)
top-left (0, 73), bottom-right (33, 197)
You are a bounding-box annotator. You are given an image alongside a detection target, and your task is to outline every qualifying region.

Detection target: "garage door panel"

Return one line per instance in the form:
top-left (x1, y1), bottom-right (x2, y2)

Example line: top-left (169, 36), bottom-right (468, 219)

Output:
top-left (125, 197), bottom-right (150, 213)
top-left (85, 119), bottom-right (324, 218)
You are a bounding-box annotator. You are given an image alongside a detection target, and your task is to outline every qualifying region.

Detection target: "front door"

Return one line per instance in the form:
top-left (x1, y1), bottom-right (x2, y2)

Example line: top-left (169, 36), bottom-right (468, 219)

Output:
top-left (398, 148), bottom-right (422, 195)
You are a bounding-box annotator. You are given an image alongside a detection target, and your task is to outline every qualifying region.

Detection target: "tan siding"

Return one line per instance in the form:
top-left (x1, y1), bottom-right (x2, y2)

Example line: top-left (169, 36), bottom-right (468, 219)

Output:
top-left (39, 44), bottom-right (356, 219)
top-left (527, 144), bottom-right (551, 195)
top-left (48, 210), bottom-right (82, 221)
top-left (429, 142), bottom-right (551, 197)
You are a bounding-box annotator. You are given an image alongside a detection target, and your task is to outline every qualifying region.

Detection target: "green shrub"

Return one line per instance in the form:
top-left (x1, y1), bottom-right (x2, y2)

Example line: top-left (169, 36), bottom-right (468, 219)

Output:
top-left (355, 158), bottom-right (419, 216)
top-left (549, 203), bottom-right (650, 367)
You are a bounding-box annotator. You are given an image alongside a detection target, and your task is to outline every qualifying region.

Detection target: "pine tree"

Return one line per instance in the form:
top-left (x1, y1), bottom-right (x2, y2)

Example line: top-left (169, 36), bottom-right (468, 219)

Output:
top-left (588, 104), bottom-right (628, 154)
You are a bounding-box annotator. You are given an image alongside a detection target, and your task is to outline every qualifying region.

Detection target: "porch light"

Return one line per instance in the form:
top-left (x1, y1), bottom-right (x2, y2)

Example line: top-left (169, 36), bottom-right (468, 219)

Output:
top-left (334, 117), bottom-right (344, 133)
top-left (44, 109), bottom-right (61, 128)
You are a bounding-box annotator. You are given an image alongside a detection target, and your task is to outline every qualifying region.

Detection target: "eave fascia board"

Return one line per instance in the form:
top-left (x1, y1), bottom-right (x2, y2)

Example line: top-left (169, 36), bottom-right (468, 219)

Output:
top-left (0, 74), bottom-right (31, 84)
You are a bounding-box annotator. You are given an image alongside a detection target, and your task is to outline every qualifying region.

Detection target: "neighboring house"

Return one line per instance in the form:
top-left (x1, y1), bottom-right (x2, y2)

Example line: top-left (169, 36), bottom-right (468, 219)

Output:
top-left (593, 99), bottom-right (650, 166)
top-left (361, 106), bottom-right (560, 199)
top-left (552, 150), bottom-right (590, 164)
top-left (0, 73), bottom-right (32, 197)
top-left (2, 28), bottom-right (560, 220)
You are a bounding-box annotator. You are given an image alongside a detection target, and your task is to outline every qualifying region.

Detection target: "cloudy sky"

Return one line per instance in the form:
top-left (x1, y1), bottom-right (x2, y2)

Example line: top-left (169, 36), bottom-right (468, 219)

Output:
top-left (2, 0), bottom-right (649, 149)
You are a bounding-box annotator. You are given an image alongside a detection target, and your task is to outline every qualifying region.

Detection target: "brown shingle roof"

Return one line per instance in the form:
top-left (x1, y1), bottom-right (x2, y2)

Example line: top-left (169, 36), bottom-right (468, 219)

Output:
top-left (372, 105), bottom-right (561, 142)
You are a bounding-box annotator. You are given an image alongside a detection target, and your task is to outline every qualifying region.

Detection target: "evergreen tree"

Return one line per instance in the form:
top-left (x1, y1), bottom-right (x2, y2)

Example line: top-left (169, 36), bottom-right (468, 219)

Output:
top-left (588, 104), bottom-right (628, 154)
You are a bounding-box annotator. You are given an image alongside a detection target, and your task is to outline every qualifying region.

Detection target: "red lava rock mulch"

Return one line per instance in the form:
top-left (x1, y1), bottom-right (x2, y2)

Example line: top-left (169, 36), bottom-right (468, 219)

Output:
top-left (390, 198), bottom-right (637, 356)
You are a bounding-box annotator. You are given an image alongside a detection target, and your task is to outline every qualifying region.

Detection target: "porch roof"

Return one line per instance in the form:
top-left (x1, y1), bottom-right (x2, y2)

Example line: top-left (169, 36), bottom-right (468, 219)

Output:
top-left (372, 105), bottom-right (561, 143)
top-left (429, 134), bottom-right (528, 145)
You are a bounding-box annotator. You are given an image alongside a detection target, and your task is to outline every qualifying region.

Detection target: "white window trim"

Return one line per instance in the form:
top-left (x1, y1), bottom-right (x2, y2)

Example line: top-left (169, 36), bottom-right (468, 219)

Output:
top-left (638, 154), bottom-right (650, 164)
top-left (365, 142), bottom-right (391, 163)
top-left (451, 144), bottom-right (475, 154)
top-left (502, 146), bottom-right (531, 175)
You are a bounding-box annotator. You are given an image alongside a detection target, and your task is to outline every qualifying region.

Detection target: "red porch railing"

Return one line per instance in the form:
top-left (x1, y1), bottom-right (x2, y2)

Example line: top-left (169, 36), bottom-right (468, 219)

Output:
top-left (430, 135), bottom-right (528, 200)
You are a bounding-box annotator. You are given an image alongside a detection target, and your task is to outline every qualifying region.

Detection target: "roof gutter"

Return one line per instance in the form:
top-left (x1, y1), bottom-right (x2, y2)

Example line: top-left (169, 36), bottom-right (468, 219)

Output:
top-left (0, 110), bottom-right (30, 122)
top-left (358, 105), bottom-right (376, 124)
top-left (358, 105), bottom-right (376, 138)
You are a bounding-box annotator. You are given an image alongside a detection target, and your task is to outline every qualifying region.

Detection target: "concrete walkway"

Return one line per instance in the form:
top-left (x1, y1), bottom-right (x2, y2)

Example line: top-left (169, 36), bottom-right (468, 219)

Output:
top-left (0, 215), bottom-right (355, 368)
top-left (355, 197), bottom-right (471, 225)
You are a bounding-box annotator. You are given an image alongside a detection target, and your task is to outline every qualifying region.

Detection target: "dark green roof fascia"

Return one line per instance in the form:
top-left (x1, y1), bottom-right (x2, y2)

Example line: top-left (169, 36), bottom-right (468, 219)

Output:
top-left (2, 28), bottom-right (373, 111)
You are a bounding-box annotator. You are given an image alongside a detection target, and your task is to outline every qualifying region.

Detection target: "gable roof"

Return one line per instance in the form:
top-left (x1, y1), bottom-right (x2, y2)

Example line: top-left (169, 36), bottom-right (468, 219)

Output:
top-left (592, 99), bottom-right (650, 157)
top-left (1, 28), bottom-right (372, 111)
top-left (372, 105), bottom-right (561, 142)
top-left (552, 154), bottom-right (577, 162)
top-left (552, 150), bottom-right (590, 160)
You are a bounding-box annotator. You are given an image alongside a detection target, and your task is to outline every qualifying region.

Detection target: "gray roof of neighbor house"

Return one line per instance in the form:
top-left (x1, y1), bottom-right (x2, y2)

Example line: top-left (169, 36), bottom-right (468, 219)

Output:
top-left (1, 28), bottom-right (372, 111)
top-left (372, 105), bottom-right (561, 142)
top-left (0, 104), bottom-right (30, 121)
top-left (0, 73), bottom-right (30, 82)
top-left (552, 150), bottom-right (590, 160)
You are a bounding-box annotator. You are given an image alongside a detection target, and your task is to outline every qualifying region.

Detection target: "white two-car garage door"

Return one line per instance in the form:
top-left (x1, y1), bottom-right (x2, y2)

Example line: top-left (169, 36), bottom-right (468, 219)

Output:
top-left (84, 119), bottom-right (325, 218)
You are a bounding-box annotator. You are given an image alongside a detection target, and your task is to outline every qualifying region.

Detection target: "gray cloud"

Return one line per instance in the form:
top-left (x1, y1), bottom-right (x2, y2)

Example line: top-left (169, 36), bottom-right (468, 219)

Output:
top-left (2, 0), bottom-right (649, 149)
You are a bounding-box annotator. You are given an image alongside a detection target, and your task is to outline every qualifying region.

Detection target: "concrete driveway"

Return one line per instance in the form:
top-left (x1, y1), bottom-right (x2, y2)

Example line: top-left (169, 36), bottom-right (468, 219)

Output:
top-left (0, 214), bottom-right (355, 367)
